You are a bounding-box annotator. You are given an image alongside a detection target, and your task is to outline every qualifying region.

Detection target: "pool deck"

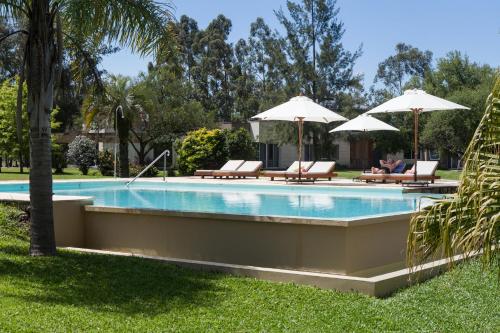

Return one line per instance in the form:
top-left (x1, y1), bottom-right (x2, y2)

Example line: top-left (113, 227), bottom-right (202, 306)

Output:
top-left (0, 175), bottom-right (459, 187)
top-left (133, 176), bottom-right (459, 194)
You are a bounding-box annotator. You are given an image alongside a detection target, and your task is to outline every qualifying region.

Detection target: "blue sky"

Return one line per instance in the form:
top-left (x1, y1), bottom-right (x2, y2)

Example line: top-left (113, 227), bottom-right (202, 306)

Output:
top-left (101, 0), bottom-right (500, 87)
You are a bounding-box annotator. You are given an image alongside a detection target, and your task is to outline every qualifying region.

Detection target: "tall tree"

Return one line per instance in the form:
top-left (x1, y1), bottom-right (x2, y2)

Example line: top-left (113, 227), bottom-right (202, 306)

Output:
top-left (275, 0), bottom-right (362, 103)
top-left (374, 43), bottom-right (433, 95)
top-left (246, 17), bottom-right (288, 110)
top-left (273, 0), bottom-right (363, 160)
top-left (0, 0), bottom-right (172, 256)
top-left (420, 52), bottom-right (495, 160)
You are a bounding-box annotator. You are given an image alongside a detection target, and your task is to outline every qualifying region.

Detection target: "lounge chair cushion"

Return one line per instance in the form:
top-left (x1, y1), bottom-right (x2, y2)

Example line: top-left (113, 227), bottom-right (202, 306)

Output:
top-left (287, 161), bottom-right (314, 172)
top-left (237, 161), bottom-right (263, 172)
top-left (307, 161), bottom-right (336, 174)
top-left (405, 161), bottom-right (439, 176)
top-left (392, 162), bottom-right (406, 174)
top-left (415, 161), bottom-right (438, 176)
top-left (220, 160), bottom-right (245, 171)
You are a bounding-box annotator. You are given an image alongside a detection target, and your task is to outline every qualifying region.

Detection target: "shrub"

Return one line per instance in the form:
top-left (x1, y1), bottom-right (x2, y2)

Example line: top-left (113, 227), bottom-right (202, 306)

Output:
top-left (129, 163), bottom-right (159, 177)
top-left (223, 128), bottom-right (257, 160)
top-left (52, 144), bottom-right (68, 174)
top-left (177, 128), bottom-right (228, 175)
top-left (98, 150), bottom-right (114, 176)
top-left (67, 135), bottom-right (97, 175)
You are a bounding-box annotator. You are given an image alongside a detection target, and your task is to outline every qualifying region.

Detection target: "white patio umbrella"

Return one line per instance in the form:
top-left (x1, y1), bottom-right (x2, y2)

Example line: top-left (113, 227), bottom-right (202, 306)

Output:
top-left (251, 95), bottom-right (347, 181)
top-left (329, 114), bottom-right (399, 133)
top-left (366, 89), bottom-right (469, 181)
top-left (330, 114), bottom-right (399, 171)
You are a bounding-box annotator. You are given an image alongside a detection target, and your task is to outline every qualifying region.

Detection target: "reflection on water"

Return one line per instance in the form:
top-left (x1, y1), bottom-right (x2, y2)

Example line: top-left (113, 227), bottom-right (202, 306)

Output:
top-left (51, 184), bottom-right (423, 220)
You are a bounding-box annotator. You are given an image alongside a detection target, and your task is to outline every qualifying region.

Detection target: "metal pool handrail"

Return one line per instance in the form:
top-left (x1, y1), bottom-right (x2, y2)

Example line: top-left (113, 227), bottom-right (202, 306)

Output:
top-left (126, 149), bottom-right (170, 186)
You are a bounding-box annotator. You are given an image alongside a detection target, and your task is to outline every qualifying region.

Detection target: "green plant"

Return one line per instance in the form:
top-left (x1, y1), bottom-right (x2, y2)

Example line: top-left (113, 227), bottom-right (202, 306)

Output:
top-left (52, 144), bottom-right (68, 174)
top-left (407, 77), bottom-right (500, 271)
top-left (97, 150), bottom-right (114, 176)
top-left (223, 128), bottom-right (257, 160)
top-left (177, 128), bottom-right (228, 175)
top-left (67, 136), bottom-right (97, 176)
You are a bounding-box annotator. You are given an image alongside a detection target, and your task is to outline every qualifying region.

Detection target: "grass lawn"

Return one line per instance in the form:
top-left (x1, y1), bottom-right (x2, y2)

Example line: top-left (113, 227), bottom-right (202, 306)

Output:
top-left (0, 205), bottom-right (498, 332)
top-left (0, 167), bottom-right (108, 181)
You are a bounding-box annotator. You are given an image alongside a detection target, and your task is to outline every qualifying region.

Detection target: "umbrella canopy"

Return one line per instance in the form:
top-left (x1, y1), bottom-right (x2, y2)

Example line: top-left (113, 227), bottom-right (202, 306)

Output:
top-left (252, 95), bottom-right (348, 123)
top-left (366, 89), bottom-right (469, 114)
top-left (365, 89), bottom-right (469, 182)
top-left (251, 95), bottom-right (347, 181)
top-left (329, 114), bottom-right (399, 133)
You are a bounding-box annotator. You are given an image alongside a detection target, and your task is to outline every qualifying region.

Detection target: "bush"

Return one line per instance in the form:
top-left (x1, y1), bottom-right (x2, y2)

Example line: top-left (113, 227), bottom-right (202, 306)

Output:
top-left (176, 127), bottom-right (258, 175)
top-left (223, 128), bottom-right (257, 160)
top-left (129, 163), bottom-right (159, 177)
top-left (98, 150), bottom-right (114, 176)
top-left (177, 128), bottom-right (228, 175)
top-left (67, 135), bottom-right (97, 175)
top-left (52, 144), bottom-right (68, 174)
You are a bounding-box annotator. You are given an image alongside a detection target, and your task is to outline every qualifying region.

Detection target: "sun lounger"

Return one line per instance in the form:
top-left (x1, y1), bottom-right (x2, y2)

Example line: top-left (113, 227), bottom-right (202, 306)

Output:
top-left (262, 161), bottom-right (314, 181)
top-left (212, 161), bottom-right (263, 179)
top-left (285, 161), bottom-right (337, 182)
top-left (359, 161), bottom-right (440, 184)
top-left (194, 160), bottom-right (244, 178)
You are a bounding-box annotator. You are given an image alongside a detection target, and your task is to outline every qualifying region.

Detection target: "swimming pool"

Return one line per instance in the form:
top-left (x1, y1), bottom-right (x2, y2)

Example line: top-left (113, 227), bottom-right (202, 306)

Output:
top-left (0, 181), bottom-right (438, 220)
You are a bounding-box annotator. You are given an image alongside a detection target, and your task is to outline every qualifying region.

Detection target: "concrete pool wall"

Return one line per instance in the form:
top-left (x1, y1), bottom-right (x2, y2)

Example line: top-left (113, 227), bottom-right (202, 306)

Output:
top-left (80, 206), bottom-right (412, 277)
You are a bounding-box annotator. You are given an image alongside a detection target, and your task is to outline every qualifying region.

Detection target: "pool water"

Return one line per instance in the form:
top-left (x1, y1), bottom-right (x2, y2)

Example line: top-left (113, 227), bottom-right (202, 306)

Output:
top-left (0, 181), bottom-right (439, 220)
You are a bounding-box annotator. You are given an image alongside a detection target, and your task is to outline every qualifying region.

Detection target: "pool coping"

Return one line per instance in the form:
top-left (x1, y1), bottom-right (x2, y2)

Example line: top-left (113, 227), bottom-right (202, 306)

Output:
top-left (84, 205), bottom-right (414, 227)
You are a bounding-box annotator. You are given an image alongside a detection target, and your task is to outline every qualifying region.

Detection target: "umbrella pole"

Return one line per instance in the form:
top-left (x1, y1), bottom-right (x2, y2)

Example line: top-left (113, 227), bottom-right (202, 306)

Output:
top-left (412, 108), bottom-right (420, 182)
top-left (297, 118), bottom-right (304, 183)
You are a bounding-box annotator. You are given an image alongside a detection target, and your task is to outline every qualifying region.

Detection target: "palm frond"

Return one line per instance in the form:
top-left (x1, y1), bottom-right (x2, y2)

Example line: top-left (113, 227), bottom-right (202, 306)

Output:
top-left (407, 76), bottom-right (500, 272)
top-left (60, 0), bottom-right (174, 56)
top-left (0, 0), bottom-right (30, 18)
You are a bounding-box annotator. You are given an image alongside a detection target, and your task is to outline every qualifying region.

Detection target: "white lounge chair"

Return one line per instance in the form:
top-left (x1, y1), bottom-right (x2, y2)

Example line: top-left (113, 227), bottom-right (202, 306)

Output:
top-left (212, 161), bottom-right (263, 179)
top-left (194, 160), bottom-right (244, 178)
top-left (359, 161), bottom-right (440, 184)
top-left (262, 161), bottom-right (314, 181)
top-left (285, 161), bottom-right (337, 182)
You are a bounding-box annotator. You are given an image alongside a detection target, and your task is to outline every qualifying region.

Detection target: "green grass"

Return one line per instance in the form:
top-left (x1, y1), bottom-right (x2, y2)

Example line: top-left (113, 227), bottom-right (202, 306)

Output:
top-left (435, 169), bottom-right (462, 180)
top-left (0, 205), bottom-right (498, 332)
top-left (0, 167), bottom-right (108, 181)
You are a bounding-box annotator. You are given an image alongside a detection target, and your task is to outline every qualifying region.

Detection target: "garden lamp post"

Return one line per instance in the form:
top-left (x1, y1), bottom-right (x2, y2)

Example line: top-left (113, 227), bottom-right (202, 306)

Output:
top-left (114, 105), bottom-right (125, 178)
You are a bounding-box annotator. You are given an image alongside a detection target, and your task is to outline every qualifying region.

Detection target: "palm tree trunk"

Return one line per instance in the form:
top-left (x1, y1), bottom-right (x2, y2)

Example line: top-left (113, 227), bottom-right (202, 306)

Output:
top-left (16, 61), bottom-right (25, 174)
top-left (26, 0), bottom-right (56, 256)
top-left (118, 117), bottom-right (130, 177)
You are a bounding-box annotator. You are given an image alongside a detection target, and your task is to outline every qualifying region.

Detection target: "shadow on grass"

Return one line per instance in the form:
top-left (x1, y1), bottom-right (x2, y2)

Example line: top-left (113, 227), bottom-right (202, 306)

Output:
top-left (0, 243), bottom-right (227, 316)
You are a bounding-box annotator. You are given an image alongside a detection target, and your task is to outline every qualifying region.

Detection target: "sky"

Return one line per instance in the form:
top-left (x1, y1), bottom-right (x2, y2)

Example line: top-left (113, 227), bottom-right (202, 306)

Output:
top-left (101, 0), bottom-right (500, 88)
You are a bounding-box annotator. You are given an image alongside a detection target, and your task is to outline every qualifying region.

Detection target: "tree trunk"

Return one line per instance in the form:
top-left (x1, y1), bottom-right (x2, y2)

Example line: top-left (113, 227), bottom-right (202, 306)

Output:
top-left (16, 61), bottom-right (25, 174)
top-left (118, 117), bottom-right (129, 177)
top-left (26, 0), bottom-right (56, 256)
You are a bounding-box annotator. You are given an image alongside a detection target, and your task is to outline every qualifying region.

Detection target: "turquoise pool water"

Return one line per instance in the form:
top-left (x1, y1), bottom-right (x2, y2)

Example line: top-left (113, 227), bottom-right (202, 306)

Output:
top-left (0, 181), bottom-right (438, 220)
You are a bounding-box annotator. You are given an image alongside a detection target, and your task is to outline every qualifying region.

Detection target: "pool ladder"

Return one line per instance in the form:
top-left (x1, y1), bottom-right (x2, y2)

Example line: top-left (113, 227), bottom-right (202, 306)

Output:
top-left (126, 149), bottom-right (170, 187)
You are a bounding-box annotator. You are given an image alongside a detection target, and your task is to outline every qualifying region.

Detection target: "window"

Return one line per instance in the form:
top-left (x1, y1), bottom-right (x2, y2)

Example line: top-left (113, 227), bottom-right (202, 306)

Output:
top-left (331, 144), bottom-right (339, 160)
top-left (304, 144), bottom-right (314, 161)
top-left (429, 149), bottom-right (440, 161)
top-left (259, 143), bottom-right (279, 168)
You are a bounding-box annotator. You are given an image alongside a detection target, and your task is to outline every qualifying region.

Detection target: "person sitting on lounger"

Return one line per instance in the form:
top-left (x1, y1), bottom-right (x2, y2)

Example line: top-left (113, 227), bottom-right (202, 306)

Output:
top-left (371, 159), bottom-right (404, 174)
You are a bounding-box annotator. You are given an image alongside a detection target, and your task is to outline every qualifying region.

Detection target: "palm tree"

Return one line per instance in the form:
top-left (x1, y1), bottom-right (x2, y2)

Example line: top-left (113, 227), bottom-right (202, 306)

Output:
top-left (407, 76), bottom-right (499, 271)
top-left (0, 0), bottom-right (172, 256)
top-left (84, 75), bottom-right (142, 177)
